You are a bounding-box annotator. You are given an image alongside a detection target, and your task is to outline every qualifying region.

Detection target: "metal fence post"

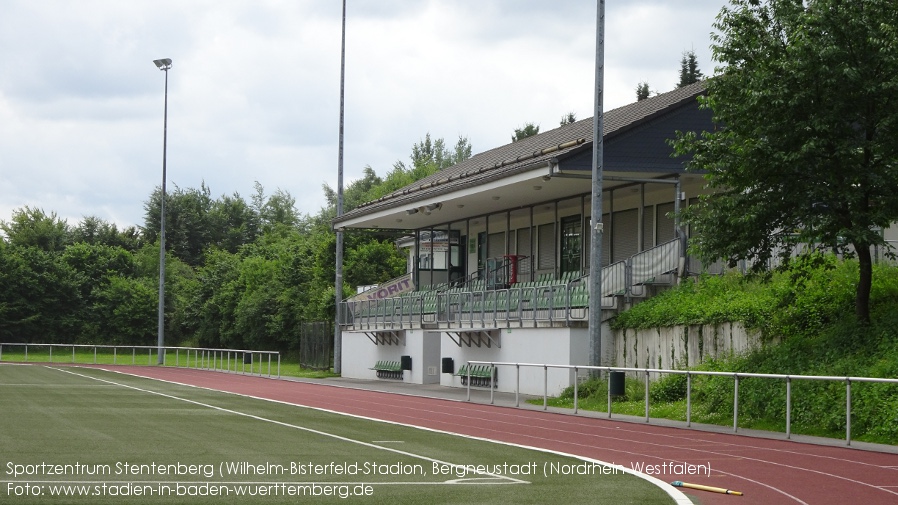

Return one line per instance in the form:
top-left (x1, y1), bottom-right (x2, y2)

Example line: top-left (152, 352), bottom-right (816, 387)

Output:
top-left (846, 378), bottom-right (852, 446)
top-left (466, 362), bottom-right (471, 402)
top-left (515, 364), bottom-right (520, 408)
top-left (49, 345), bottom-right (53, 363)
top-left (644, 370), bottom-right (650, 422)
top-left (607, 371), bottom-right (612, 419)
top-left (490, 365), bottom-right (495, 405)
top-left (786, 377), bottom-right (792, 439)
top-left (573, 366), bottom-right (579, 414)
top-left (733, 374), bottom-right (740, 433)
top-left (686, 372), bottom-right (692, 427)
top-left (543, 365), bottom-right (548, 411)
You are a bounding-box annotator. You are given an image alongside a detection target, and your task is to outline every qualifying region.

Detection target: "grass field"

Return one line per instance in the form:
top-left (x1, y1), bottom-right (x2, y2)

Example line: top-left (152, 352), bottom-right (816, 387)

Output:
top-left (0, 364), bottom-right (676, 504)
top-left (0, 345), bottom-right (338, 379)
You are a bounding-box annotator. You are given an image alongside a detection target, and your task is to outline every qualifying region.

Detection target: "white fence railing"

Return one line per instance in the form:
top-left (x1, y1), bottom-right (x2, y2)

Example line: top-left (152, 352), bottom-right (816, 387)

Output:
top-left (464, 360), bottom-right (898, 446)
top-left (0, 343), bottom-right (280, 378)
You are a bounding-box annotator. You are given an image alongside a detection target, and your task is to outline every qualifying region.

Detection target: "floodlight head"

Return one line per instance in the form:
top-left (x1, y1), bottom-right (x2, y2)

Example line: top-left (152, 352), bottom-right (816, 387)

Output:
top-left (153, 58), bottom-right (172, 70)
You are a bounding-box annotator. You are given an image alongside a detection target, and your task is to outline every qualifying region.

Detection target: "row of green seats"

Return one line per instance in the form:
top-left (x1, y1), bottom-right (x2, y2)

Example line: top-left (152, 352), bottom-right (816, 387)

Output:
top-left (370, 360), bottom-right (403, 379)
top-left (455, 364), bottom-right (497, 387)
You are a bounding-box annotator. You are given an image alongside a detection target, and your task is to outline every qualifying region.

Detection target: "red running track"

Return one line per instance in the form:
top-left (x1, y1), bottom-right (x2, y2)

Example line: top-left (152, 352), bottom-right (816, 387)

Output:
top-left (63, 366), bottom-right (898, 505)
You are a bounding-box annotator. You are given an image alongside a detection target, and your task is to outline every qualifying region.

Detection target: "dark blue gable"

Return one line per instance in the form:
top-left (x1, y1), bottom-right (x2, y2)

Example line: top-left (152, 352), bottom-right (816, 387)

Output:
top-left (557, 100), bottom-right (714, 173)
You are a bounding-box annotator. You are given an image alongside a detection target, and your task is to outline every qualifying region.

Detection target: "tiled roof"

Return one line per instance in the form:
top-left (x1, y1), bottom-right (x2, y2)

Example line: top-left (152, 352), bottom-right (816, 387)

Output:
top-left (335, 81), bottom-right (706, 224)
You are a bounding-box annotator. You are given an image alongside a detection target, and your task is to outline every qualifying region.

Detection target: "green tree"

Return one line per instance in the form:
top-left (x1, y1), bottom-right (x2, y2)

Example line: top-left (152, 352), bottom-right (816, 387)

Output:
top-left (560, 112), bottom-right (577, 126)
top-left (0, 245), bottom-right (80, 342)
top-left (323, 134), bottom-right (472, 214)
top-left (677, 49), bottom-right (703, 88)
top-left (143, 184), bottom-right (214, 266)
top-left (91, 276), bottom-right (157, 345)
top-left (71, 216), bottom-right (142, 251)
top-left (344, 240), bottom-right (405, 288)
top-left (1, 207), bottom-right (70, 251)
top-left (673, 0), bottom-right (898, 323)
top-left (409, 134), bottom-right (472, 171)
top-left (511, 123), bottom-right (540, 142)
top-left (207, 193), bottom-right (260, 253)
top-left (251, 182), bottom-right (300, 231)
top-left (636, 81), bottom-right (652, 101)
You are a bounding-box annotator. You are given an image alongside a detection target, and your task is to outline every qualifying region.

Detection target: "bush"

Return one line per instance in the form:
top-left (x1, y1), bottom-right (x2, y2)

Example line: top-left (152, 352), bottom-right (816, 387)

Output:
top-left (609, 255), bottom-right (898, 443)
top-left (650, 373), bottom-right (688, 403)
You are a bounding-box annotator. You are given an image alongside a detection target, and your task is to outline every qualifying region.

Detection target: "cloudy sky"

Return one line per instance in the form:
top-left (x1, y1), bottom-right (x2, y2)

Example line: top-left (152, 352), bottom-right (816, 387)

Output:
top-left (0, 0), bottom-right (728, 231)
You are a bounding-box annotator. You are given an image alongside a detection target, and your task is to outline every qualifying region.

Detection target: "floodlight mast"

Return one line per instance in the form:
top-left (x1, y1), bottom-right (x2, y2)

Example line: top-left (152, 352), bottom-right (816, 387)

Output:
top-left (154, 57), bottom-right (171, 365)
top-left (334, 0), bottom-right (346, 374)
top-left (589, 1), bottom-right (606, 370)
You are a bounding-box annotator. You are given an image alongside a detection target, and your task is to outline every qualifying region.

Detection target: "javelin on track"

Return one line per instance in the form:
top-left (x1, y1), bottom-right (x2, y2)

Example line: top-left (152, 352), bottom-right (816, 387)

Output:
top-left (671, 481), bottom-right (743, 496)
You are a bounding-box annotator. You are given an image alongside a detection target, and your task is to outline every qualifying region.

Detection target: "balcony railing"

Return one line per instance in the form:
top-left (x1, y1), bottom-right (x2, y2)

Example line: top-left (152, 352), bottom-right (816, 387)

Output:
top-left (340, 239), bottom-right (682, 330)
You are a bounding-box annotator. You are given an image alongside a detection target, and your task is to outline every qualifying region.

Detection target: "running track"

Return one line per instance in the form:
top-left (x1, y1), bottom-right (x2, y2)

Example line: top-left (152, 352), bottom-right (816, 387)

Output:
top-left (56, 365), bottom-right (898, 504)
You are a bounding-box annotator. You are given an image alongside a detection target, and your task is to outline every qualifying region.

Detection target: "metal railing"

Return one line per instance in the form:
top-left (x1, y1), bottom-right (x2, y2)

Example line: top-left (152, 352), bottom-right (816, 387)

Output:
top-left (464, 360), bottom-right (898, 446)
top-left (340, 238), bottom-right (683, 330)
top-left (0, 343), bottom-right (280, 378)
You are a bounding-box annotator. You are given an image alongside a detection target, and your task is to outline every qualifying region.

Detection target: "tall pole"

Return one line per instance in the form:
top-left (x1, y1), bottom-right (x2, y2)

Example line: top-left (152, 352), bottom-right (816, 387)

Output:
top-left (588, 1), bottom-right (606, 368)
top-left (154, 58), bottom-right (172, 365)
top-left (334, 0), bottom-right (346, 374)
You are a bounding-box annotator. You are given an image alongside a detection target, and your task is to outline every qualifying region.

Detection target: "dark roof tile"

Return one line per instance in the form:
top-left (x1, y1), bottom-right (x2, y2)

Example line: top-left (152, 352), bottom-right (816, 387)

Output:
top-left (336, 81), bottom-right (706, 223)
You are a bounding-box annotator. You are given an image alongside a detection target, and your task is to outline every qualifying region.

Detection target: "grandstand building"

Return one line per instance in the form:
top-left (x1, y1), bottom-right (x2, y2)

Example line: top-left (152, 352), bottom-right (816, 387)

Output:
top-left (333, 82), bottom-right (715, 395)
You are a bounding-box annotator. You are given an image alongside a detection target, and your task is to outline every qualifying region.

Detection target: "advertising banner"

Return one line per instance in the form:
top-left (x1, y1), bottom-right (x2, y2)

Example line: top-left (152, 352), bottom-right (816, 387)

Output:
top-left (348, 273), bottom-right (414, 302)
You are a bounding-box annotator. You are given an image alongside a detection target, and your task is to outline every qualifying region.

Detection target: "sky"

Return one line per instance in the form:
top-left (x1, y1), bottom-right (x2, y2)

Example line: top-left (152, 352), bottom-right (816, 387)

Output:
top-left (0, 0), bottom-right (729, 231)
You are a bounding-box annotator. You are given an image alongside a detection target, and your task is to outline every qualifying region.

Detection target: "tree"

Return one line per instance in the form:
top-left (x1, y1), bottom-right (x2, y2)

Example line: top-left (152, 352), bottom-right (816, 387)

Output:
top-left (560, 112), bottom-right (577, 126)
top-left (1, 207), bottom-right (70, 251)
top-left (143, 184), bottom-right (214, 266)
top-left (673, 0), bottom-right (898, 323)
top-left (511, 123), bottom-right (540, 142)
top-left (0, 244), bottom-right (81, 342)
top-left (409, 133), bottom-right (472, 171)
top-left (677, 49), bottom-right (703, 88)
top-left (636, 82), bottom-right (652, 101)
top-left (250, 182), bottom-right (301, 232)
top-left (323, 133), bottom-right (473, 213)
top-left (207, 192), bottom-right (260, 253)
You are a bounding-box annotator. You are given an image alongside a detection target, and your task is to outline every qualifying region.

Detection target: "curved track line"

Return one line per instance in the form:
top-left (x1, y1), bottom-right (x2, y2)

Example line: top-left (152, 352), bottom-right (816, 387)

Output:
top-left (59, 366), bottom-right (691, 504)
top-left (249, 380), bottom-right (893, 500)
top-left (52, 365), bottom-right (898, 505)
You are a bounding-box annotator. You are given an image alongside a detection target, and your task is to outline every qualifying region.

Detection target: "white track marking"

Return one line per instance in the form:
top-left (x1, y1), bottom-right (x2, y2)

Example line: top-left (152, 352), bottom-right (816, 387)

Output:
top-left (304, 380), bottom-right (898, 500)
top-left (303, 380), bottom-right (898, 469)
top-left (56, 366), bottom-right (693, 504)
top-left (51, 367), bottom-right (525, 486)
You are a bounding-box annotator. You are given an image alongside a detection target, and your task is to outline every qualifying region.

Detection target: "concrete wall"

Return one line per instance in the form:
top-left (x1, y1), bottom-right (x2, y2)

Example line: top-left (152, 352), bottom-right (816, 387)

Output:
top-left (341, 330), bottom-right (443, 384)
top-left (436, 327), bottom-right (588, 396)
top-left (613, 322), bottom-right (762, 370)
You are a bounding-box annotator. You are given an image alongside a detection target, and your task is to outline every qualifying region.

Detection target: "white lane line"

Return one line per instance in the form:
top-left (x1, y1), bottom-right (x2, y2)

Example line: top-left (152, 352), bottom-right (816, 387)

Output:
top-left (59, 366), bottom-right (693, 504)
top-left (50, 367), bottom-right (526, 486)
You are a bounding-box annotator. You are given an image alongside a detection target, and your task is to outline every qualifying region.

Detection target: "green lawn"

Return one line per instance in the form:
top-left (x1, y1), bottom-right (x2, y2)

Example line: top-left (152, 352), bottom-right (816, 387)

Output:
top-left (0, 345), bottom-right (336, 379)
top-left (0, 365), bottom-right (676, 504)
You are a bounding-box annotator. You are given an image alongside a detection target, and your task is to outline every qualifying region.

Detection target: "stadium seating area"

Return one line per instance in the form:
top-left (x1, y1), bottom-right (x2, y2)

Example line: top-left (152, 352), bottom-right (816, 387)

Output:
top-left (342, 238), bottom-right (681, 331)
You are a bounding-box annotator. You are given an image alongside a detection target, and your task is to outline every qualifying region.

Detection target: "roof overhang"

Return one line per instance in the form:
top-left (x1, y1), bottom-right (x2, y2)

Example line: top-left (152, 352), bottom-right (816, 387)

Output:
top-left (337, 160), bottom-right (695, 231)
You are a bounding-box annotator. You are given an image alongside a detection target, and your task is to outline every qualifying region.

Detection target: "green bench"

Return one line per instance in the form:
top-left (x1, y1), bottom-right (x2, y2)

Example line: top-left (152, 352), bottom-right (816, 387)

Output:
top-left (370, 360), bottom-right (403, 380)
top-left (455, 364), bottom-right (497, 387)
